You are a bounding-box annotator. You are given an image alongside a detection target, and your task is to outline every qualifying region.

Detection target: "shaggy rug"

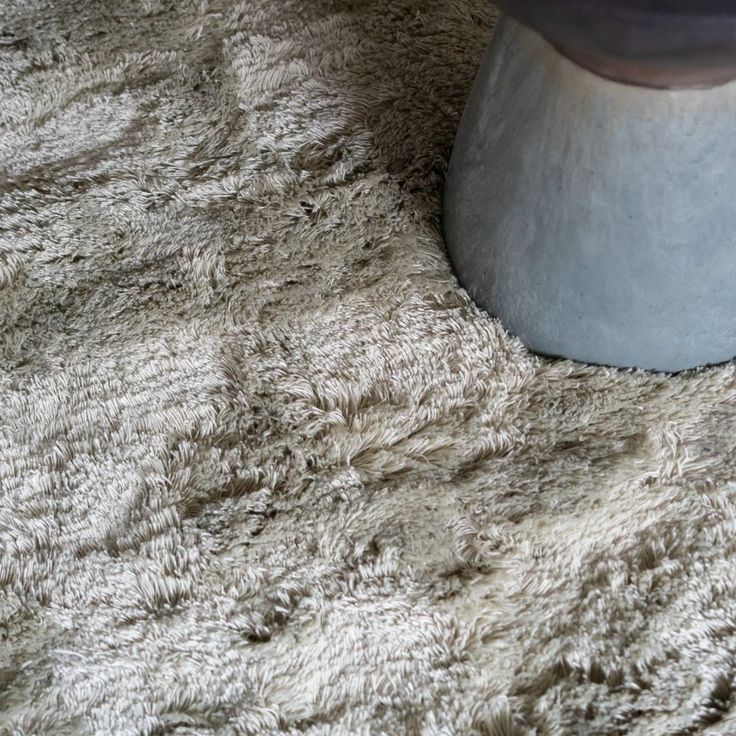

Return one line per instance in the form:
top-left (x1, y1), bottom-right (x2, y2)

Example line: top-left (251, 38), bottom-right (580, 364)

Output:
top-left (3, 0), bottom-right (736, 734)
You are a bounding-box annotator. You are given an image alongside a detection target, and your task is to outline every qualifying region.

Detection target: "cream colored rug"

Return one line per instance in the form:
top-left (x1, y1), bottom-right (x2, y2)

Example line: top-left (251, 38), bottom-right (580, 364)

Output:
top-left (3, 1), bottom-right (736, 734)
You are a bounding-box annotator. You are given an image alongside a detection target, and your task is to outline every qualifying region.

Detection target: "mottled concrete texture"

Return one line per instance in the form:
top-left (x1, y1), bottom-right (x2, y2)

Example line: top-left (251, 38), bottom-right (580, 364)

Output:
top-left (443, 16), bottom-right (736, 372)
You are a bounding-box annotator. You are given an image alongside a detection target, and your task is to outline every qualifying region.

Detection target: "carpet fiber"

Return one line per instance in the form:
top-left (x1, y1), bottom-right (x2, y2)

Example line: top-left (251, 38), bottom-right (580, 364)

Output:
top-left (3, 1), bottom-right (736, 734)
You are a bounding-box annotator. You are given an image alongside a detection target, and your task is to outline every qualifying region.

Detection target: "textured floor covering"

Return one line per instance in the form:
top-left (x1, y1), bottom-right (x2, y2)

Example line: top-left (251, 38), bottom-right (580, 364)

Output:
top-left (3, 1), bottom-right (736, 734)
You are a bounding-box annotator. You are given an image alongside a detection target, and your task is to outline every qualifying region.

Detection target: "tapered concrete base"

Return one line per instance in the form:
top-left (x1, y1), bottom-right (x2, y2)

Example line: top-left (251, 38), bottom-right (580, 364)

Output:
top-left (443, 17), bottom-right (736, 372)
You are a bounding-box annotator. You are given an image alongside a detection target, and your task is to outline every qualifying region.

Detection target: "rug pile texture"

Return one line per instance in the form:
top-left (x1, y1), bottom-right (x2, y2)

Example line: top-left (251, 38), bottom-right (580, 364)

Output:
top-left (3, 1), bottom-right (736, 734)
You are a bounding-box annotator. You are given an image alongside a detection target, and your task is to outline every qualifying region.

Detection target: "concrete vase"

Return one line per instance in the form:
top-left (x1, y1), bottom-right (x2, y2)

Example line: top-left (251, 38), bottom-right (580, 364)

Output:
top-left (443, 16), bottom-right (736, 372)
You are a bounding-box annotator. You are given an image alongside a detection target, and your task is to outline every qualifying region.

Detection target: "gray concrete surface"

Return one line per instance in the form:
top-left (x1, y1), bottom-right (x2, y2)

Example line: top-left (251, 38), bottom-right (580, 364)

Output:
top-left (443, 16), bottom-right (736, 372)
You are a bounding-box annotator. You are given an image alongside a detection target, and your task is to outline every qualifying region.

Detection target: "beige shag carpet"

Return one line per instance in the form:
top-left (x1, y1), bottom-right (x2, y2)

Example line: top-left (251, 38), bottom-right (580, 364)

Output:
top-left (3, 1), bottom-right (736, 734)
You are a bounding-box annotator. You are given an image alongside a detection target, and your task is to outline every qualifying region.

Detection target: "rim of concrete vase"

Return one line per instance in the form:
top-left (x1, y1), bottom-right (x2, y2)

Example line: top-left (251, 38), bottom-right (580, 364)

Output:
top-left (494, 0), bottom-right (736, 88)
